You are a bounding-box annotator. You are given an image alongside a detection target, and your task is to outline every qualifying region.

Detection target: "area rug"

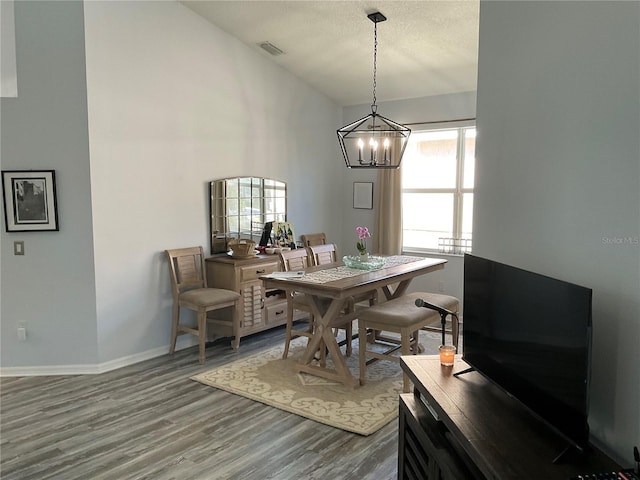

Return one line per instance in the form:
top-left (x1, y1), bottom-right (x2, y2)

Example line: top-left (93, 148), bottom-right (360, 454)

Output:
top-left (191, 330), bottom-right (445, 436)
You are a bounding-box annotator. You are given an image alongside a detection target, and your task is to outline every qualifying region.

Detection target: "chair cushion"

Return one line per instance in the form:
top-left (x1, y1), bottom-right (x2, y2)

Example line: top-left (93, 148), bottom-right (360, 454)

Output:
top-left (358, 292), bottom-right (458, 329)
top-left (180, 288), bottom-right (240, 307)
top-left (416, 292), bottom-right (459, 313)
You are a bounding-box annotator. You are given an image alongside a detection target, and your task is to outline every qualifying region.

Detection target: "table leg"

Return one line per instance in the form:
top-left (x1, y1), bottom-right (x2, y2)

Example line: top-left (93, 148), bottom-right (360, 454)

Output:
top-left (382, 279), bottom-right (413, 301)
top-left (295, 296), bottom-right (360, 388)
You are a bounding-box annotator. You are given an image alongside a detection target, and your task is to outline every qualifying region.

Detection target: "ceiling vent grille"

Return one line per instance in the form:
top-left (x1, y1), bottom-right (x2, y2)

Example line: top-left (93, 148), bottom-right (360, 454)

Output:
top-left (259, 41), bottom-right (284, 56)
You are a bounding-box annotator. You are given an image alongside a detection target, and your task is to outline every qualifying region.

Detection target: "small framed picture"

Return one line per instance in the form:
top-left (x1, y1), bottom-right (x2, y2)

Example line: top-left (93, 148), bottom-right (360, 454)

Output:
top-left (272, 221), bottom-right (295, 248)
top-left (2, 170), bottom-right (59, 232)
top-left (353, 182), bottom-right (373, 209)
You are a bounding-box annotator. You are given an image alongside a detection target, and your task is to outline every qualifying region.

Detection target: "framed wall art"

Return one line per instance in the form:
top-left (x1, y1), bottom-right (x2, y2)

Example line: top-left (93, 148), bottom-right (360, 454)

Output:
top-left (353, 181), bottom-right (373, 209)
top-left (2, 170), bottom-right (59, 232)
top-left (272, 221), bottom-right (295, 248)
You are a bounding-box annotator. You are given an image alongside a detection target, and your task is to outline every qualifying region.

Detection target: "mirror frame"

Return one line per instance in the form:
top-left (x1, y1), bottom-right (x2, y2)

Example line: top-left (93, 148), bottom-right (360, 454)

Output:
top-left (209, 177), bottom-right (287, 254)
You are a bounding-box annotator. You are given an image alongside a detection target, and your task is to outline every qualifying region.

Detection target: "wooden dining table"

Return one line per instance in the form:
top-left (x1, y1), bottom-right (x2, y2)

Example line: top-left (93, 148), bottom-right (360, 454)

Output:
top-left (261, 255), bottom-right (447, 388)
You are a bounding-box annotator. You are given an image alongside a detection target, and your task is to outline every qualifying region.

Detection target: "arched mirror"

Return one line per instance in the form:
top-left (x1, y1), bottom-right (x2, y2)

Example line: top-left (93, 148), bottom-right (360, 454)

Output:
top-left (210, 177), bottom-right (287, 253)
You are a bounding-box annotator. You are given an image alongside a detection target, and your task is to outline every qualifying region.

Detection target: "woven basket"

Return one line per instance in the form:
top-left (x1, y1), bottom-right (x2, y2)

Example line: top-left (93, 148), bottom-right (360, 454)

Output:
top-left (228, 239), bottom-right (256, 257)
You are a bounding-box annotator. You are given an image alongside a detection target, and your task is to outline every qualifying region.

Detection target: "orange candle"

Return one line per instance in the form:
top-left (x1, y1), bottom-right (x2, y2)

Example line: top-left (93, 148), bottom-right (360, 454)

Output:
top-left (439, 345), bottom-right (456, 366)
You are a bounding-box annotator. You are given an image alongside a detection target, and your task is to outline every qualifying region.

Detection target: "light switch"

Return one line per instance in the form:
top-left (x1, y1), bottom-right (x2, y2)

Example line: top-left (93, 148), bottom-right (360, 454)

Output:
top-left (14, 241), bottom-right (24, 255)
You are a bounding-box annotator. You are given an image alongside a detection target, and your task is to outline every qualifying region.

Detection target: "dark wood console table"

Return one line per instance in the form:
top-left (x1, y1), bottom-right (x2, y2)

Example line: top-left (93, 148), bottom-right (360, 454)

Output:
top-left (399, 355), bottom-right (621, 479)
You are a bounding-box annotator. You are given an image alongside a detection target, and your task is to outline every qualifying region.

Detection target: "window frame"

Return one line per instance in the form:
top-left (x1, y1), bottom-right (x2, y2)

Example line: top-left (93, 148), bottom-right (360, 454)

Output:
top-left (401, 120), bottom-right (476, 255)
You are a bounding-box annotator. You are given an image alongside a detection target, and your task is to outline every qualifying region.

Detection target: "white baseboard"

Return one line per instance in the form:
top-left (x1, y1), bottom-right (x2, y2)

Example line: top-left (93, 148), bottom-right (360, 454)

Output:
top-left (0, 336), bottom-right (199, 377)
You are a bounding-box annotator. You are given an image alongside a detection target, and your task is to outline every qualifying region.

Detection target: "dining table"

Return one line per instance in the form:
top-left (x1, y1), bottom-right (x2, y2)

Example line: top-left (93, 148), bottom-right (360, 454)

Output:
top-left (261, 255), bottom-right (447, 388)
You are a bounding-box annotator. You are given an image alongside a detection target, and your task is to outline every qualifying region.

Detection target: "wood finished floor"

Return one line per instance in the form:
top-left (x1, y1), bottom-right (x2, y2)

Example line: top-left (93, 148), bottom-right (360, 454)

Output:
top-left (0, 326), bottom-right (399, 480)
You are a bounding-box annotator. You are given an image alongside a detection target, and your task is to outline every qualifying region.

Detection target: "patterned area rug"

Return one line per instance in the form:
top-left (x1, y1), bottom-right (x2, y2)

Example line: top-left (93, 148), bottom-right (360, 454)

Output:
top-left (191, 330), bottom-right (445, 436)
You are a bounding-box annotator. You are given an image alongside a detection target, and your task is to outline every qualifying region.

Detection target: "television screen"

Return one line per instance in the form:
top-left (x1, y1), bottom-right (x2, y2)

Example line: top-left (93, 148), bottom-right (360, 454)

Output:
top-left (462, 254), bottom-right (593, 452)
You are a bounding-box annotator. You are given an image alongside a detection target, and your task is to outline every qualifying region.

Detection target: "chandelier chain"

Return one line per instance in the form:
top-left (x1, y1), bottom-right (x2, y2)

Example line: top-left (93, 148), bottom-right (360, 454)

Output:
top-left (371, 20), bottom-right (377, 112)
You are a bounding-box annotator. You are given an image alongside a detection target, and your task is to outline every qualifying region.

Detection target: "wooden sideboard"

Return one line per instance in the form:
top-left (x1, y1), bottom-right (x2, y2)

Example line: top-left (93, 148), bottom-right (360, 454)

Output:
top-left (205, 254), bottom-right (306, 349)
top-left (399, 355), bottom-right (622, 480)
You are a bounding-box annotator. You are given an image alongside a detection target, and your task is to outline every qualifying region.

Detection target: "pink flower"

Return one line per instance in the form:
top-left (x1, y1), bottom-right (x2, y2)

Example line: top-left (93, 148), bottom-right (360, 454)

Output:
top-left (356, 226), bottom-right (371, 240)
top-left (356, 226), bottom-right (372, 254)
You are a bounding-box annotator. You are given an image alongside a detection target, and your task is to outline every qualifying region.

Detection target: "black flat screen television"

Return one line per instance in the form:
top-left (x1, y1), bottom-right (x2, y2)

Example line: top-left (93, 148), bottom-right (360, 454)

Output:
top-left (462, 254), bottom-right (593, 454)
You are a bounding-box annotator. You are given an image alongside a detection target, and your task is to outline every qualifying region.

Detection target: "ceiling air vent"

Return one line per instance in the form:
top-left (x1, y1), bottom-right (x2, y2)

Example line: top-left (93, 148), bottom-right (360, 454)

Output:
top-left (258, 41), bottom-right (284, 56)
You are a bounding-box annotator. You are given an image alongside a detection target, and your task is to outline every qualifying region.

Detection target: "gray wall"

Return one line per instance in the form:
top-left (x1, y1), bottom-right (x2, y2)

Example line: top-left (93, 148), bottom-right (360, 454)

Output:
top-left (1, 0), bottom-right (99, 370)
top-left (474, 0), bottom-right (639, 463)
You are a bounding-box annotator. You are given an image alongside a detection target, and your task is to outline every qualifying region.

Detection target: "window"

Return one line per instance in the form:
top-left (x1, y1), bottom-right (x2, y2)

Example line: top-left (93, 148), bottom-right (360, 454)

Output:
top-left (402, 125), bottom-right (475, 254)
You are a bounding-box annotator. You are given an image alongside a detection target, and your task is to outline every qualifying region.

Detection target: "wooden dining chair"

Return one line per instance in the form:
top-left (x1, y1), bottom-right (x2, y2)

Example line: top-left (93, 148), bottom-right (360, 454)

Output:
top-left (279, 248), bottom-right (311, 271)
top-left (307, 243), bottom-right (339, 266)
top-left (300, 232), bottom-right (327, 247)
top-left (278, 248), bottom-right (315, 359)
top-left (165, 246), bottom-right (240, 364)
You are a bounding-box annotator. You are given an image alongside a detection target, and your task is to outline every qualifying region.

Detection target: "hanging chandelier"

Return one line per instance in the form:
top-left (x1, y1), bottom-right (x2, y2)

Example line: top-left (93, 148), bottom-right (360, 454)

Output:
top-left (337, 12), bottom-right (411, 169)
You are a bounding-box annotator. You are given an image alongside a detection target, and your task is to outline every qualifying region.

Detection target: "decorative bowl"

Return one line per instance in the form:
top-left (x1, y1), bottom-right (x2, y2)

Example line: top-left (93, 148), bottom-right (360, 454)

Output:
top-left (342, 255), bottom-right (385, 270)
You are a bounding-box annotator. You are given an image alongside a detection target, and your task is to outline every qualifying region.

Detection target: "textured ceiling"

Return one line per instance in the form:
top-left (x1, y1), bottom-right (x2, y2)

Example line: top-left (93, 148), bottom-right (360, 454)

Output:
top-left (180, 1), bottom-right (479, 106)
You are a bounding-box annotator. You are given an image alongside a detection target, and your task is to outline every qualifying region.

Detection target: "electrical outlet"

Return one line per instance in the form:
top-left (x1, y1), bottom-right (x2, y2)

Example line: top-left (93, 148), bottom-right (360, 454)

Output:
top-left (14, 241), bottom-right (24, 255)
top-left (17, 322), bottom-right (27, 342)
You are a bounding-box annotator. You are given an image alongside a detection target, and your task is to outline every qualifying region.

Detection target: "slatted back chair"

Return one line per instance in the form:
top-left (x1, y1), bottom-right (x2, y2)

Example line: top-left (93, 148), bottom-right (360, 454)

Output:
top-left (308, 243), bottom-right (338, 266)
top-left (279, 248), bottom-right (311, 271)
top-left (300, 232), bottom-right (327, 247)
top-left (277, 248), bottom-right (315, 359)
top-left (165, 246), bottom-right (240, 364)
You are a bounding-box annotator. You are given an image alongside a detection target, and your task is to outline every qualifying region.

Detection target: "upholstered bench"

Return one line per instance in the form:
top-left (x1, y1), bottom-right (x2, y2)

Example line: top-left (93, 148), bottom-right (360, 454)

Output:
top-left (357, 292), bottom-right (459, 392)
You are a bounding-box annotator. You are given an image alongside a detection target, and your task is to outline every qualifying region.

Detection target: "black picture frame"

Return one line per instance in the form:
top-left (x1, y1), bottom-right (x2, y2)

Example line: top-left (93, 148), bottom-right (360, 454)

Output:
top-left (2, 170), bottom-right (59, 232)
top-left (353, 181), bottom-right (373, 209)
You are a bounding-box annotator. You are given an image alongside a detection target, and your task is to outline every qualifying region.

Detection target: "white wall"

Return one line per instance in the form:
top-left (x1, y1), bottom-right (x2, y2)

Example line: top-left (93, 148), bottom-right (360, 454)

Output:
top-left (83, 1), bottom-right (343, 365)
top-left (341, 92), bottom-right (477, 302)
top-left (474, 0), bottom-right (639, 463)
top-left (1, 0), bottom-right (98, 371)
